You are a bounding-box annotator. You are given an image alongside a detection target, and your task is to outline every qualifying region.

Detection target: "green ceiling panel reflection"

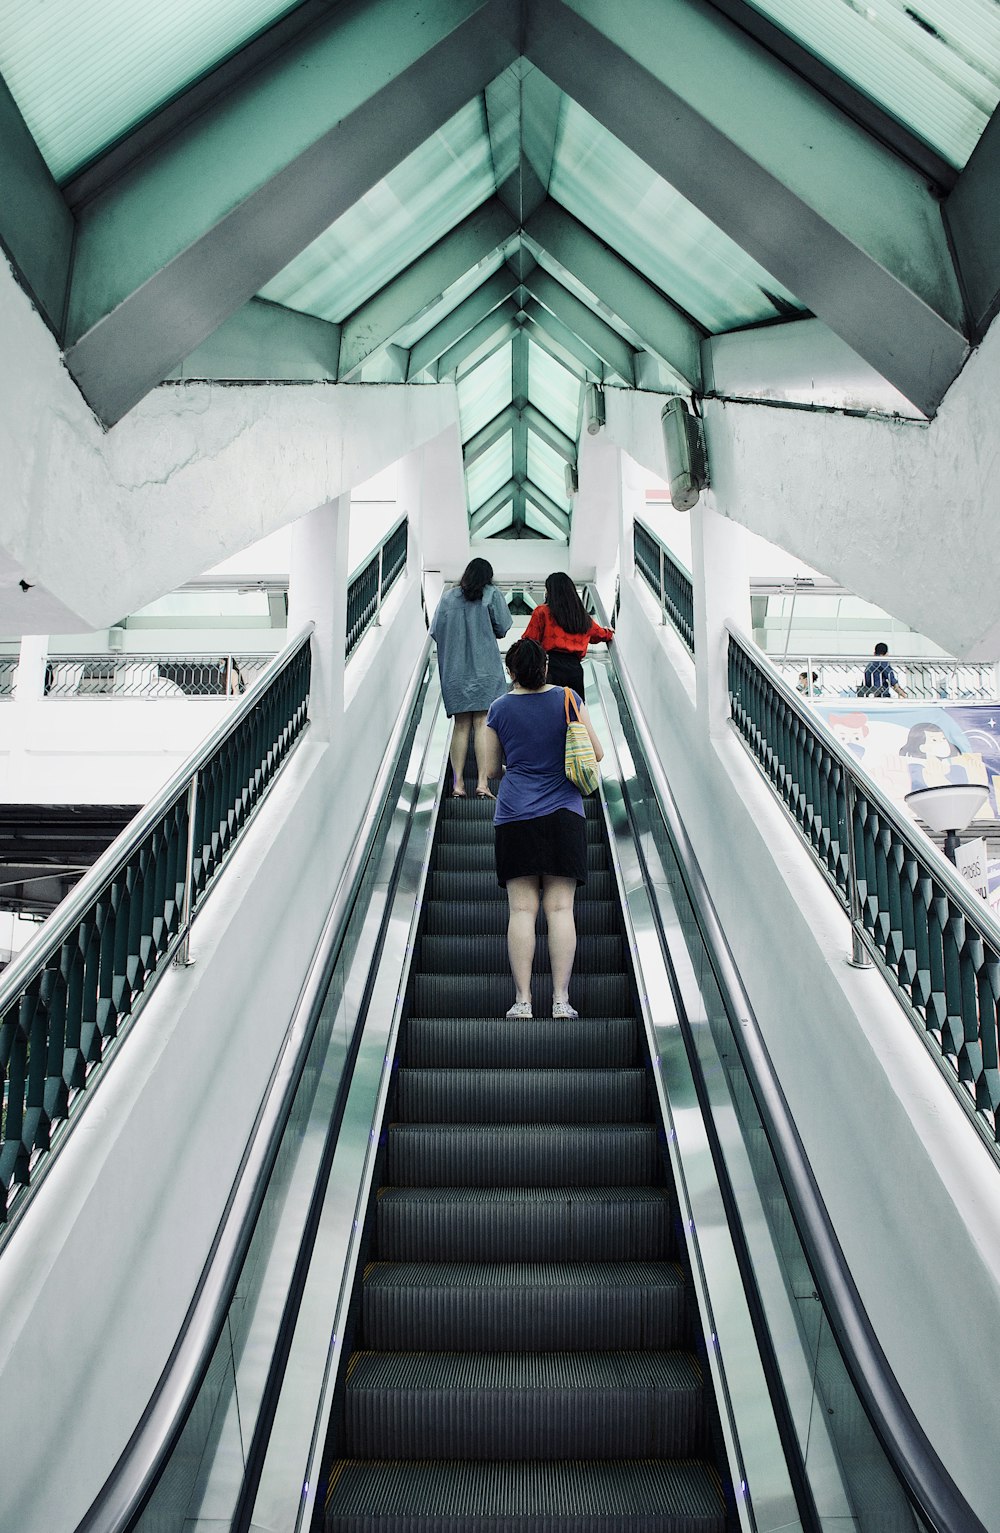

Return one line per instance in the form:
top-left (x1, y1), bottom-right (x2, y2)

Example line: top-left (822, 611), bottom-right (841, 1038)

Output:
top-left (260, 100), bottom-right (494, 323)
top-left (744, 0), bottom-right (1000, 170)
top-left (394, 251), bottom-right (509, 350)
top-left (466, 434), bottom-right (513, 511)
top-left (527, 338), bottom-right (581, 440)
top-left (527, 434), bottom-right (570, 511)
top-left (0, 0), bottom-right (302, 181)
top-left (550, 97), bottom-right (803, 332)
top-left (458, 343), bottom-right (512, 443)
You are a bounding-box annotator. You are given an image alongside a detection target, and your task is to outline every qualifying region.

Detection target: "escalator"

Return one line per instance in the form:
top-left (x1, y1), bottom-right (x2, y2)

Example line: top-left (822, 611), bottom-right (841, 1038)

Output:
top-left (323, 756), bottom-right (730, 1530)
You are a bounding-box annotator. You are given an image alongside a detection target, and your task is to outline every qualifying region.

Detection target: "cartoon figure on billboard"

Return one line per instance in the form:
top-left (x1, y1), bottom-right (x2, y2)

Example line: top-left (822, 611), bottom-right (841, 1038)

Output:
top-left (827, 712), bottom-right (870, 760)
top-left (898, 721), bottom-right (988, 793)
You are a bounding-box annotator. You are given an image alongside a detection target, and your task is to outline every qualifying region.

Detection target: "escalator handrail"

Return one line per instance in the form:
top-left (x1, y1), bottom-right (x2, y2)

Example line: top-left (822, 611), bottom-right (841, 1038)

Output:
top-left (74, 634), bottom-right (433, 1533)
top-left (591, 587), bottom-right (987, 1533)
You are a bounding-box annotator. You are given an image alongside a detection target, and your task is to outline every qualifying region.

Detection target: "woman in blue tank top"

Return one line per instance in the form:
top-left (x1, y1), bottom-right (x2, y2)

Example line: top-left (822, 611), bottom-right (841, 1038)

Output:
top-left (482, 639), bottom-right (604, 1020)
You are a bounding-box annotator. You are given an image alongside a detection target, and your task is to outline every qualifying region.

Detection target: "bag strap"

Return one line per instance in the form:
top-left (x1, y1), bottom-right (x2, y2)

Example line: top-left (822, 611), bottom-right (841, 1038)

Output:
top-left (564, 686), bottom-right (582, 724)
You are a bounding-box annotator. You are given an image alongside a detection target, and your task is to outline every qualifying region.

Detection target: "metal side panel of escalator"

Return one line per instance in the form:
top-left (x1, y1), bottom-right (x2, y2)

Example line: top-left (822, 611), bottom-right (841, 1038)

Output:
top-left (320, 746), bottom-right (731, 1533)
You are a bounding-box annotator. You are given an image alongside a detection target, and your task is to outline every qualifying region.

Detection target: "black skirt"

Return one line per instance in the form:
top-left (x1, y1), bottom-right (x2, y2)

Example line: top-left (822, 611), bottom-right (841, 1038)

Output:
top-left (495, 809), bottom-right (588, 887)
top-left (545, 648), bottom-right (585, 699)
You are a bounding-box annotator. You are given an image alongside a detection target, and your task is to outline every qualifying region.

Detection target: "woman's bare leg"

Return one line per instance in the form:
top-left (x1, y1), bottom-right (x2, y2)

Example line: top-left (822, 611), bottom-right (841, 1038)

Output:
top-left (542, 875), bottom-right (577, 1003)
top-left (450, 713), bottom-right (472, 794)
top-left (506, 875), bottom-right (540, 1004)
top-left (471, 711), bottom-right (494, 796)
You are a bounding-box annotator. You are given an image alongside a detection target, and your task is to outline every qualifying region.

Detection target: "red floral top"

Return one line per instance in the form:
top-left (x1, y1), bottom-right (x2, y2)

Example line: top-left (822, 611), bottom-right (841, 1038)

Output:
top-left (523, 604), bottom-right (614, 656)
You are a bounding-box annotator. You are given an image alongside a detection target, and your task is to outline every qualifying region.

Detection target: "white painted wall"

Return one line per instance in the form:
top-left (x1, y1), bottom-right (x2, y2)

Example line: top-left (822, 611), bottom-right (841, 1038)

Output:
top-left (0, 255), bottom-right (458, 636)
top-left (0, 572), bottom-right (430, 1533)
top-left (614, 574), bottom-right (1000, 1524)
top-left (605, 318), bottom-right (999, 659)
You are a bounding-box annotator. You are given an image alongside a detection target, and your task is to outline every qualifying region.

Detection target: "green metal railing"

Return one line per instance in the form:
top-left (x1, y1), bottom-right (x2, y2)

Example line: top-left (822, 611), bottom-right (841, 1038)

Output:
top-left (634, 518), bottom-right (695, 653)
top-left (0, 628), bottom-right (313, 1230)
top-left (345, 516), bottom-right (408, 659)
top-left (728, 628), bottom-right (1000, 1158)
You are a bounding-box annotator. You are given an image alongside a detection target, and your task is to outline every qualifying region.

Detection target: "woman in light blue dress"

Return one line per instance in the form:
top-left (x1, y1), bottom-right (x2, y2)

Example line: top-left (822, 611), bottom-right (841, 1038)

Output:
top-left (429, 558), bottom-right (512, 797)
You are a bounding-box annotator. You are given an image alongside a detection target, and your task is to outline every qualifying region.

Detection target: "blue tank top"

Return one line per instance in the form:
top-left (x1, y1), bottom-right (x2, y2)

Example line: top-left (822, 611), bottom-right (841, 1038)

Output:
top-left (486, 686), bottom-right (585, 825)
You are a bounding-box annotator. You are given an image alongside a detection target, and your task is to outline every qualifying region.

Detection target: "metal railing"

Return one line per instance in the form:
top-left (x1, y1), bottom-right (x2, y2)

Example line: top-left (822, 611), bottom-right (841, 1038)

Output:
top-left (345, 516), bottom-right (408, 659)
top-left (39, 653), bottom-right (273, 699)
top-left (728, 628), bottom-right (1000, 1159)
top-left (633, 518), bottom-right (694, 653)
top-left (0, 628), bottom-right (313, 1231)
top-left (771, 654), bottom-right (996, 702)
top-left (0, 656), bottom-right (16, 697)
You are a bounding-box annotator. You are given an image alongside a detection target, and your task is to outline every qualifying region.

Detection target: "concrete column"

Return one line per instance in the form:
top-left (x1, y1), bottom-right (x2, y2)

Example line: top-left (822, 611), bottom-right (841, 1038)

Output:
top-left (570, 435), bottom-right (623, 602)
top-left (13, 633), bottom-right (48, 700)
top-left (691, 493), bottom-right (752, 738)
top-left (619, 452), bottom-right (646, 586)
top-left (287, 495), bottom-right (350, 742)
top-left (416, 424), bottom-right (470, 580)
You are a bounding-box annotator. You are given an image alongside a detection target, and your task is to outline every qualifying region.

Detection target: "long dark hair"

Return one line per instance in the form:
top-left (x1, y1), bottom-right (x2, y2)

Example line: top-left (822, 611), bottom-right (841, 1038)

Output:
top-left (506, 638), bottom-right (547, 690)
top-left (460, 558), bottom-right (494, 603)
top-left (544, 571), bottom-right (590, 634)
top-left (899, 723), bottom-right (960, 759)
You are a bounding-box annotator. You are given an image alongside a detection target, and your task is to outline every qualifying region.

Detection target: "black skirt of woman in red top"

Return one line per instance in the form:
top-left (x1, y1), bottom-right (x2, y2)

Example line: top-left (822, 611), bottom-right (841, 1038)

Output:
top-left (522, 604), bottom-right (614, 700)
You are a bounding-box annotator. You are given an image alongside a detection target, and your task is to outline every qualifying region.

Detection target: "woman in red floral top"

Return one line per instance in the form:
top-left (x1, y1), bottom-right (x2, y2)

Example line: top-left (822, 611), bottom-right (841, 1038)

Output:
top-left (522, 572), bottom-right (613, 700)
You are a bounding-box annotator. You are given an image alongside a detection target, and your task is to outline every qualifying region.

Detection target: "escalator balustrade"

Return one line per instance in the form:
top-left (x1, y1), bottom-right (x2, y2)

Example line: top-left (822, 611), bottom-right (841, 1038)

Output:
top-left (324, 752), bottom-right (730, 1531)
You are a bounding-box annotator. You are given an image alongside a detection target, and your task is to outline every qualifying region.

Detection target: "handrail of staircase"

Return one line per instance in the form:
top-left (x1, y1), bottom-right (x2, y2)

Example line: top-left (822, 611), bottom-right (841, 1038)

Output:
top-left (590, 587), bottom-right (986, 1533)
top-left (74, 631), bottom-right (433, 1533)
top-left (0, 625), bottom-right (314, 1233)
top-left (727, 624), bottom-right (1000, 1166)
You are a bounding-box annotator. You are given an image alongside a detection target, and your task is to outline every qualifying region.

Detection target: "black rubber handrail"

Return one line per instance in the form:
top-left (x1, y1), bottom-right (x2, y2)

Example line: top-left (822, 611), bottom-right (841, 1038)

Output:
top-left (591, 586), bottom-right (987, 1533)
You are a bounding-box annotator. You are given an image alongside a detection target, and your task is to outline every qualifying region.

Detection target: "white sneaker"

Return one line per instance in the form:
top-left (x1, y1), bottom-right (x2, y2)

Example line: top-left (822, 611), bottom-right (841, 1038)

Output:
top-left (552, 999), bottom-right (578, 1019)
top-left (506, 1000), bottom-right (532, 1018)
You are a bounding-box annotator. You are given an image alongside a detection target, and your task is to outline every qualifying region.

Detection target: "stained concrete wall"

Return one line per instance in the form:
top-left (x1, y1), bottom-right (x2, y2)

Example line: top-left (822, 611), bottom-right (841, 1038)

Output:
top-left (0, 255), bottom-right (458, 635)
top-left (605, 313), bottom-right (998, 659)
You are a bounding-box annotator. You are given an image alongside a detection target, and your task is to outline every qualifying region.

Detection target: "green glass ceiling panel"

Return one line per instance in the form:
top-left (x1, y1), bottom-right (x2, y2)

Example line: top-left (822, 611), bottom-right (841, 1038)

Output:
top-left (527, 435), bottom-right (570, 511)
top-left (477, 501), bottom-right (514, 538)
top-left (457, 343), bottom-right (512, 443)
top-left (524, 500), bottom-right (562, 540)
top-left (260, 100), bottom-right (494, 323)
top-left (527, 339), bottom-right (581, 440)
top-left (744, 0), bottom-right (1000, 170)
top-left (466, 435), bottom-right (512, 511)
top-left (550, 98), bottom-right (803, 332)
top-left (0, 0), bottom-right (302, 181)
top-left (393, 251), bottom-right (508, 350)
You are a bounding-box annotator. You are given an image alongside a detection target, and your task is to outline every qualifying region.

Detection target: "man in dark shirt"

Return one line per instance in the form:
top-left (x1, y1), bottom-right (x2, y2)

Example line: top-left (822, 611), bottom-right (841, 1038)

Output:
top-left (862, 642), bottom-right (907, 698)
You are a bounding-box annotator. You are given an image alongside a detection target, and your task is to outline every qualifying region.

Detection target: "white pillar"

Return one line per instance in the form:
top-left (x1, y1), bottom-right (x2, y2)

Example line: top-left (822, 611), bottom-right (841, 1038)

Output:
top-left (287, 495), bottom-right (350, 742)
top-left (619, 452), bottom-right (645, 586)
top-left (691, 493), bottom-right (752, 738)
top-left (13, 634), bottom-right (48, 701)
top-left (570, 435), bottom-right (623, 600)
top-left (415, 424), bottom-right (469, 579)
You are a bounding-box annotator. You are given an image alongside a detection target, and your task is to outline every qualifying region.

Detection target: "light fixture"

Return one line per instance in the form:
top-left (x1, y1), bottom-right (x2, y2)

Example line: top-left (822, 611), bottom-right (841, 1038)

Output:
top-left (585, 383), bottom-right (605, 435)
top-left (661, 396), bottom-right (708, 511)
top-left (904, 783), bottom-right (989, 863)
top-left (564, 461), bottom-right (579, 498)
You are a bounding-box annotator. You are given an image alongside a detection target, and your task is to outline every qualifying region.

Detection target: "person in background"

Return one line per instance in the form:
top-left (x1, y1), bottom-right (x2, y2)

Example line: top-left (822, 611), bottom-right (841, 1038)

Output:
top-left (522, 571), bottom-right (613, 701)
top-left (482, 638), bottom-right (603, 1019)
top-left (863, 642), bottom-right (907, 698)
top-left (796, 670), bottom-right (820, 697)
top-left (430, 558), bottom-right (512, 798)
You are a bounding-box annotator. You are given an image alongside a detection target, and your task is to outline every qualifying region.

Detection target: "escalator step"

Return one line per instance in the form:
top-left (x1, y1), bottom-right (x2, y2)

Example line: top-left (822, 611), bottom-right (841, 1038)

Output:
top-left (421, 900), bottom-right (620, 937)
top-left (401, 1016), bottom-right (639, 1068)
top-left (386, 1125), bottom-right (662, 1187)
top-left (410, 974), bottom-right (632, 1018)
top-left (436, 818), bottom-right (605, 846)
top-left (376, 1188), bottom-right (673, 1262)
top-left (434, 844), bottom-right (607, 873)
top-left (396, 1068), bottom-right (647, 1124)
top-left (425, 871), bottom-right (616, 903)
top-left (415, 934), bottom-right (625, 975)
top-left (362, 1262), bottom-right (686, 1350)
top-left (325, 1457), bottom-right (726, 1531)
top-left (343, 1350), bottom-right (705, 1459)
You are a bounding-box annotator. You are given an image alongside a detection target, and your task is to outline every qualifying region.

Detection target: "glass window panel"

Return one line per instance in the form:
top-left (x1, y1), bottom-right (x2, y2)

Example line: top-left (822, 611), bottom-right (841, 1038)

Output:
top-left (465, 435), bottom-right (512, 511)
top-left (527, 339), bottom-right (581, 440)
top-left (394, 251), bottom-right (508, 349)
top-left (260, 100), bottom-right (494, 322)
top-left (0, 0), bottom-right (302, 181)
top-left (527, 434), bottom-right (570, 511)
top-left (524, 501), bottom-right (564, 541)
top-left (477, 501), bottom-right (514, 539)
top-left (457, 344), bottom-right (512, 442)
top-left (550, 97), bottom-right (803, 332)
top-left (744, 0), bottom-right (1000, 170)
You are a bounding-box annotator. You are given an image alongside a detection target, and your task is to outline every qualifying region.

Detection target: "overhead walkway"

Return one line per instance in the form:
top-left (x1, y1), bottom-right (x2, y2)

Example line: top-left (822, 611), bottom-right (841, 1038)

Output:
top-left (67, 628), bottom-right (983, 1533)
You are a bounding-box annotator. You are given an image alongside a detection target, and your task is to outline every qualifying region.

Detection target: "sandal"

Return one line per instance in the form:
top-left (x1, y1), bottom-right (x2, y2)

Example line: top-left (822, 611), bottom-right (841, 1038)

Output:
top-left (552, 1000), bottom-right (578, 1019)
top-left (475, 787), bottom-right (496, 800)
top-left (506, 1000), bottom-right (532, 1018)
